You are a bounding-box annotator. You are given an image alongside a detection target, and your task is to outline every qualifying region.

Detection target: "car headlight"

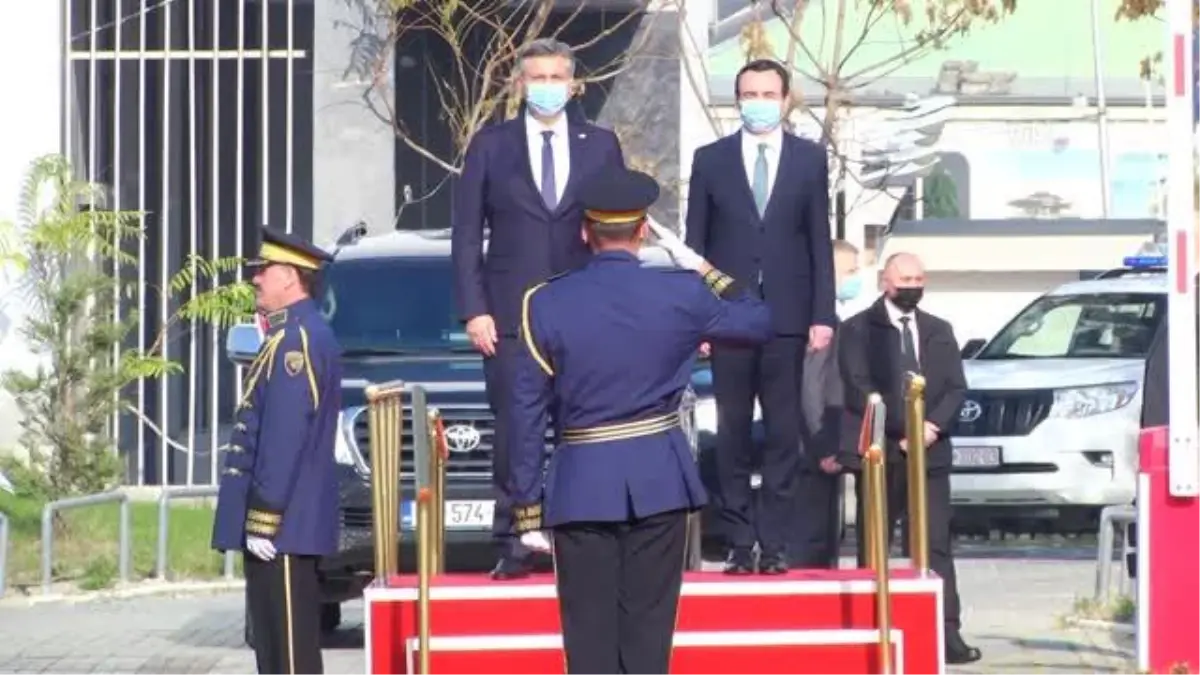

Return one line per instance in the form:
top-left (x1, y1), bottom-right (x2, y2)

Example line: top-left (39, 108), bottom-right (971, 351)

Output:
top-left (1049, 382), bottom-right (1139, 419)
top-left (689, 397), bottom-right (763, 435)
top-left (333, 410), bottom-right (364, 470)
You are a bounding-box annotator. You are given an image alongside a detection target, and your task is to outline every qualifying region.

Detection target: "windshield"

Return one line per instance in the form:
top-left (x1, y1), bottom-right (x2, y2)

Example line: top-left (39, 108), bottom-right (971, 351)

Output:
top-left (976, 292), bottom-right (1164, 360)
top-left (320, 257), bottom-right (469, 353)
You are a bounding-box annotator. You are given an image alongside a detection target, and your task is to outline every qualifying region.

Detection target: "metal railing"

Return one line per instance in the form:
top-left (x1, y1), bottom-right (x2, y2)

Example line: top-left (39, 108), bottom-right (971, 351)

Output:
top-left (367, 380), bottom-right (448, 675)
top-left (859, 392), bottom-right (894, 674)
top-left (1094, 504), bottom-right (1137, 603)
top-left (42, 491), bottom-right (131, 595)
top-left (155, 485), bottom-right (236, 581)
top-left (0, 511), bottom-right (8, 598)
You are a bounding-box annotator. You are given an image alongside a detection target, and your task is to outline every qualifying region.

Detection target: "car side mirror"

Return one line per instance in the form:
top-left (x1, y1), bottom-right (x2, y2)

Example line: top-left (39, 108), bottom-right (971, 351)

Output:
top-left (226, 323), bottom-right (263, 367)
top-left (961, 338), bottom-right (986, 360)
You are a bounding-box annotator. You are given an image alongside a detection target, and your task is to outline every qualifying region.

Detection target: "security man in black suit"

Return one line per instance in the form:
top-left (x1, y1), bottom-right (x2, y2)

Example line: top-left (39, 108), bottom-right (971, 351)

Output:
top-left (212, 226), bottom-right (343, 675)
top-left (836, 251), bottom-right (981, 665)
top-left (507, 169), bottom-right (772, 673)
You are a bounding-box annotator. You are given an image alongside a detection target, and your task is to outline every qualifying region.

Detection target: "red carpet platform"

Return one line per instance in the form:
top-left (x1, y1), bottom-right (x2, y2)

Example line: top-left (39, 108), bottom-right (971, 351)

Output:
top-left (364, 568), bottom-right (944, 674)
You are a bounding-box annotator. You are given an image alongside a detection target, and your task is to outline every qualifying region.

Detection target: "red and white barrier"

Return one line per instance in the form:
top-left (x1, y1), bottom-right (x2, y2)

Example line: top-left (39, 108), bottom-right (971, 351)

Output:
top-left (364, 569), bottom-right (944, 674)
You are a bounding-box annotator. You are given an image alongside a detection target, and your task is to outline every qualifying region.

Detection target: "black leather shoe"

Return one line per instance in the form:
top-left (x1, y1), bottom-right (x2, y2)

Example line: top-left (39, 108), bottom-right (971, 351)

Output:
top-left (489, 557), bottom-right (532, 580)
top-left (945, 634), bottom-right (982, 665)
top-left (722, 550), bottom-right (756, 575)
top-left (759, 553), bottom-right (789, 575)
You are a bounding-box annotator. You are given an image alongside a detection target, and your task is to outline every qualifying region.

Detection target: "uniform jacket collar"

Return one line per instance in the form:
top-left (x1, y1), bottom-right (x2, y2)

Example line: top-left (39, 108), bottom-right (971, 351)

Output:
top-left (264, 297), bottom-right (318, 330)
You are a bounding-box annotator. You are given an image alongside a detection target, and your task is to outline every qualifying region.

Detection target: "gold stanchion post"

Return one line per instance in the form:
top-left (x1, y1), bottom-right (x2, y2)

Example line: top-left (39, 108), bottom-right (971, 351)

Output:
top-left (904, 373), bottom-right (931, 573)
top-left (865, 393), bottom-right (893, 675)
top-left (416, 486), bottom-right (433, 674)
top-left (366, 381), bottom-right (405, 583)
top-left (428, 407), bottom-right (448, 575)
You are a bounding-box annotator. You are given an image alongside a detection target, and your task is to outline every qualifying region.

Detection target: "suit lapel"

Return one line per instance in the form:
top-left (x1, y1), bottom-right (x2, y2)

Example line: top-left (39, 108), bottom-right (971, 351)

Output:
top-left (555, 121), bottom-right (590, 215)
top-left (510, 119), bottom-right (545, 214)
top-left (916, 310), bottom-right (936, 364)
top-left (762, 135), bottom-right (796, 223)
top-left (727, 132), bottom-right (762, 223)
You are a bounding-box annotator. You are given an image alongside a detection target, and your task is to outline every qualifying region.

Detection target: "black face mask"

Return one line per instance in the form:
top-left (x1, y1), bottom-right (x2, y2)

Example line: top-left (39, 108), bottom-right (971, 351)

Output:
top-left (890, 286), bottom-right (924, 312)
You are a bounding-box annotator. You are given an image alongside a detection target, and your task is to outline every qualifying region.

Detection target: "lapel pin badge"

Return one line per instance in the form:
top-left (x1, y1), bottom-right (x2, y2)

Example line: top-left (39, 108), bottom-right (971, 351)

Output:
top-left (578, 133), bottom-right (587, 139)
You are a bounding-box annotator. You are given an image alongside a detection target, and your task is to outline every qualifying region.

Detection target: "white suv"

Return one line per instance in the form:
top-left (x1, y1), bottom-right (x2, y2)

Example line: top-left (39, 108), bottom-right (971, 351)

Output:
top-left (950, 265), bottom-right (1165, 534)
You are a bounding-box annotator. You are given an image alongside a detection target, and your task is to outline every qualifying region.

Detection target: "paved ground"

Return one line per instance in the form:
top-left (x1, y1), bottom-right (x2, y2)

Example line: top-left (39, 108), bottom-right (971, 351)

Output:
top-left (0, 544), bottom-right (1133, 674)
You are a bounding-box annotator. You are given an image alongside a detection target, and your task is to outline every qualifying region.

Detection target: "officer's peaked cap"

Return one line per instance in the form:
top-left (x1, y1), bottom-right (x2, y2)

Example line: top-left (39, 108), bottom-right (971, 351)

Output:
top-left (579, 168), bottom-right (660, 228)
top-left (247, 225), bottom-right (333, 271)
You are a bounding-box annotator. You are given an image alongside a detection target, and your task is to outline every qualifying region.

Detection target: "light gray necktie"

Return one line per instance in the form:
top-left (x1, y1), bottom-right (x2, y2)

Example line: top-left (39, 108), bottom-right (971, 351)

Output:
top-left (752, 143), bottom-right (769, 216)
top-left (540, 131), bottom-right (557, 211)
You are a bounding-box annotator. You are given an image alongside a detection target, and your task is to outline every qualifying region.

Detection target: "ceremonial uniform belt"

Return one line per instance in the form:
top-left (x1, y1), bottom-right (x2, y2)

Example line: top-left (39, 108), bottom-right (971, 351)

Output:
top-left (560, 411), bottom-right (681, 445)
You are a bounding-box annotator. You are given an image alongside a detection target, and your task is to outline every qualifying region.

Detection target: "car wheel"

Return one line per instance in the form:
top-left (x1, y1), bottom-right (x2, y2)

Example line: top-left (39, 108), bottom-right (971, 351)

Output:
top-left (320, 602), bottom-right (342, 634)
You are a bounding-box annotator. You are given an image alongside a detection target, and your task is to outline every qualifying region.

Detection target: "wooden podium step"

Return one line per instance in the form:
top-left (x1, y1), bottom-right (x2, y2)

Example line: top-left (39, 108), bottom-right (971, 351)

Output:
top-left (365, 568), bottom-right (944, 674)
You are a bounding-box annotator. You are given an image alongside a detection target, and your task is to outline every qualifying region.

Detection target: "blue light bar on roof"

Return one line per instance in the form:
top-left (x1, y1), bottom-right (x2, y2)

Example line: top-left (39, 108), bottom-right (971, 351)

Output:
top-left (1124, 255), bottom-right (1168, 268)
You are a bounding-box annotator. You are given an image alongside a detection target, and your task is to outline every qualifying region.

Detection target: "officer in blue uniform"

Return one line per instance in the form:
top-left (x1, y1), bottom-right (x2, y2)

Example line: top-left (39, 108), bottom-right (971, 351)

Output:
top-left (507, 169), bottom-right (774, 673)
top-left (211, 226), bottom-right (342, 675)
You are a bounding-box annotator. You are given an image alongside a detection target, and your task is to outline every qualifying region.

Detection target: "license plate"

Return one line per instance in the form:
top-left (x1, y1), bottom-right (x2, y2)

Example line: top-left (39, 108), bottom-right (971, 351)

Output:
top-left (953, 445), bottom-right (1002, 468)
top-left (401, 500), bottom-right (494, 530)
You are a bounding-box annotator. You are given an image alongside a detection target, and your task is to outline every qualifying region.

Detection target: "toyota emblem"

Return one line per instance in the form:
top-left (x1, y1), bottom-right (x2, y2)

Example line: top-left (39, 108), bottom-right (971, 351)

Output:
top-left (959, 400), bottom-right (983, 424)
top-left (443, 424), bottom-right (482, 454)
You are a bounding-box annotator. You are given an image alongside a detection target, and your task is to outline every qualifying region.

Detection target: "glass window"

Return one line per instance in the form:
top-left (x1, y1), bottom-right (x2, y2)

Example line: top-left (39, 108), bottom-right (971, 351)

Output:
top-left (977, 292), bottom-right (1164, 360)
top-left (320, 257), bottom-right (470, 353)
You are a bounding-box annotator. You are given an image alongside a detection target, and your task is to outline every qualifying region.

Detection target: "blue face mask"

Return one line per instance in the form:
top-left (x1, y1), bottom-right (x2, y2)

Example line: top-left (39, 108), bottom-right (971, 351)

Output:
top-left (739, 99), bottom-right (783, 133)
top-left (837, 275), bottom-right (863, 302)
top-left (526, 82), bottom-right (570, 117)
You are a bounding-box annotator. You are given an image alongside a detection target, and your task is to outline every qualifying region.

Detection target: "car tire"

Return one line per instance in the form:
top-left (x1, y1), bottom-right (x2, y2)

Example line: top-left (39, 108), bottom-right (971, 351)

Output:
top-left (320, 602), bottom-right (342, 634)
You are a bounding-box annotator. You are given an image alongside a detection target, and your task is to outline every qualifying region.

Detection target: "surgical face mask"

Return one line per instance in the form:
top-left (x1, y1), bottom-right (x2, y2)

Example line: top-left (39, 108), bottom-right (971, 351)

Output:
top-left (739, 99), bottom-right (783, 133)
top-left (890, 286), bottom-right (924, 312)
top-left (526, 82), bottom-right (570, 117)
top-left (837, 275), bottom-right (863, 302)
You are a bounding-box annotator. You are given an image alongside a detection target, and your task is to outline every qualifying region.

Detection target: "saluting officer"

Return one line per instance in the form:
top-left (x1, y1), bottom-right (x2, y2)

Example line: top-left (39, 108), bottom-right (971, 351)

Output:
top-left (212, 226), bottom-right (343, 675)
top-left (507, 169), bottom-right (773, 673)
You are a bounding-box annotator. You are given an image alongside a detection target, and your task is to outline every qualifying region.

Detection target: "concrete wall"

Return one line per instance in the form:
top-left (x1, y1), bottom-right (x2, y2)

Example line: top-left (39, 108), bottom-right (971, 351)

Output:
top-left (0, 2), bottom-right (62, 453)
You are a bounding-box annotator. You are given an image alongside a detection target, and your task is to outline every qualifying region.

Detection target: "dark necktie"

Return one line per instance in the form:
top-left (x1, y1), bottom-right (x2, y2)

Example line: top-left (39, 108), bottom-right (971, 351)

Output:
top-left (899, 316), bottom-right (920, 373)
top-left (540, 130), bottom-right (557, 211)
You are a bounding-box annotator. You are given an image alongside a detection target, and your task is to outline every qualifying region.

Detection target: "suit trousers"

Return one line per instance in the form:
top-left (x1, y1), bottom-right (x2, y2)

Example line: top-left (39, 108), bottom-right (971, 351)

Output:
top-left (711, 335), bottom-right (805, 557)
top-left (852, 465), bottom-right (962, 632)
top-left (483, 336), bottom-right (525, 558)
top-left (552, 509), bottom-right (688, 674)
top-left (793, 468), bottom-right (844, 568)
top-left (244, 553), bottom-right (323, 674)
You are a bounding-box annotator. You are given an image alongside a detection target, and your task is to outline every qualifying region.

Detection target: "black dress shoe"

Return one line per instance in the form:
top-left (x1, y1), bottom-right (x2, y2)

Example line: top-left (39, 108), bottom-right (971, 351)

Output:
top-left (489, 557), bottom-right (532, 580)
top-left (722, 550), bottom-right (756, 575)
top-left (945, 634), bottom-right (982, 665)
top-left (759, 553), bottom-right (789, 575)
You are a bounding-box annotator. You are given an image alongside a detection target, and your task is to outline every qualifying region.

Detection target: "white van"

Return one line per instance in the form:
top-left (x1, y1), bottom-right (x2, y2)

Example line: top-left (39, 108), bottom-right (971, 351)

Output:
top-left (950, 256), bottom-right (1166, 534)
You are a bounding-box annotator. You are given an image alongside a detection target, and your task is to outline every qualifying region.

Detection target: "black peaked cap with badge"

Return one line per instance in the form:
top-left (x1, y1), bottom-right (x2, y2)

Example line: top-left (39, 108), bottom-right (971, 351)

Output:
top-left (246, 225), bottom-right (333, 272)
top-left (579, 168), bottom-right (661, 229)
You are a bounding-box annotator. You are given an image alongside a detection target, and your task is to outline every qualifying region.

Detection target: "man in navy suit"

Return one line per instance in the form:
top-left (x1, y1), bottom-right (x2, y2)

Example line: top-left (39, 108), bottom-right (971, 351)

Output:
top-left (451, 37), bottom-right (626, 579)
top-left (685, 59), bottom-right (837, 575)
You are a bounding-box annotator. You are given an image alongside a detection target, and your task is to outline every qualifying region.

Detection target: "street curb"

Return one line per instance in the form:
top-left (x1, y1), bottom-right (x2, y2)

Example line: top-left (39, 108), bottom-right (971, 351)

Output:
top-left (1066, 616), bottom-right (1137, 635)
top-left (0, 579), bottom-right (245, 607)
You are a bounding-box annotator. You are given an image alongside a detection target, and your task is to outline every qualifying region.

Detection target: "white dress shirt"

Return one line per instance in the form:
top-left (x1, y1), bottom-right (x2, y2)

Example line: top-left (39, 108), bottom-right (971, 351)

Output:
top-left (884, 297), bottom-right (920, 363)
top-left (527, 112), bottom-right (570, 205)
top-left (740, 126), bottom-right (783, 206)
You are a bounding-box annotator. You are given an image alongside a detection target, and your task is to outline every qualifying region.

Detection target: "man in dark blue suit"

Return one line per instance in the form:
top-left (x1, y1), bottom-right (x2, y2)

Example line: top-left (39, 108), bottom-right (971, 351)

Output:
top-left (212, 226), bottom-right (342, 675)
top-left (685, 59), bottom-right (838, 575)
top-left (508, 168), bottom-right (772, 673)
top-left (451, 38), bottom-right (626, 579)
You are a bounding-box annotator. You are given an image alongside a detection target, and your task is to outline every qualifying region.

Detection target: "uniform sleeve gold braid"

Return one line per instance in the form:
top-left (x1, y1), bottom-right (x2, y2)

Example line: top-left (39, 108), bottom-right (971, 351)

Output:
top-left (513, 504), bottom-right (543, 533)
top-left (520, 283), bottom-right (554, 376)
top-left (298, 326), bottom-right (320, 410)
top-left (246, 508), bottom-right (282, 537)
top-left (703, 268), bottom-right (735, 297)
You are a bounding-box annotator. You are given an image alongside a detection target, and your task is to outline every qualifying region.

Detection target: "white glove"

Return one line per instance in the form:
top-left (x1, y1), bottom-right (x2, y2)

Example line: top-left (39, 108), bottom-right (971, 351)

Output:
top-left (246, 536), bottom-right (277, 562)
top-left (520, 530), bottom-right (553, 554)
top-left (645, 217), bottom-right (706, 272)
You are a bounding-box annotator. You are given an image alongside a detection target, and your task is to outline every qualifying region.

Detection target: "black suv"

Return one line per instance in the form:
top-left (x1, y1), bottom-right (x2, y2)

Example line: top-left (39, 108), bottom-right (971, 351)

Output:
top-left (225, 229), bottom-right (771, 644)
